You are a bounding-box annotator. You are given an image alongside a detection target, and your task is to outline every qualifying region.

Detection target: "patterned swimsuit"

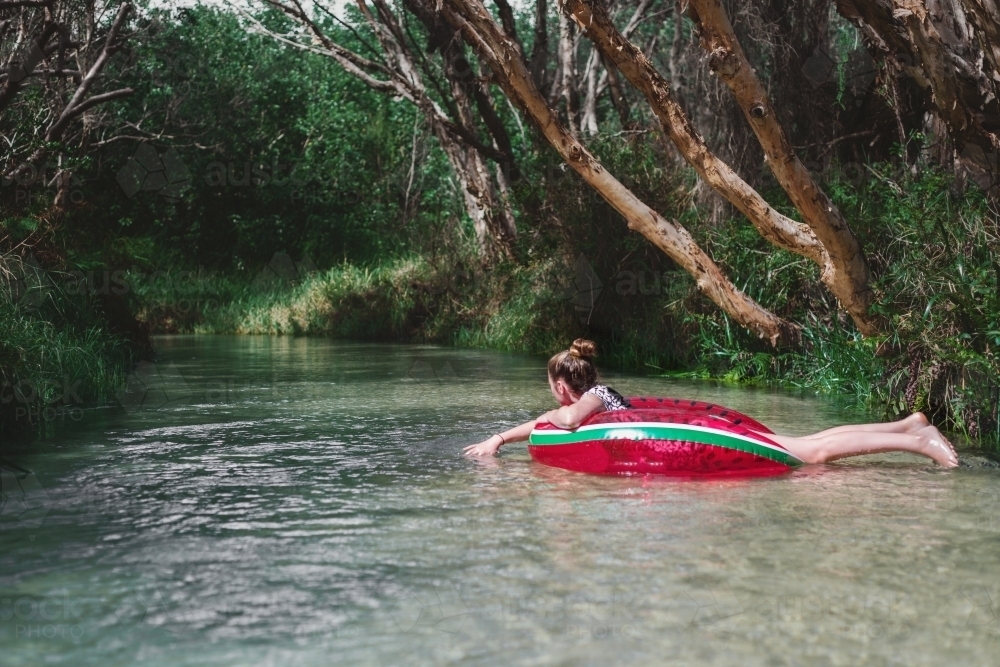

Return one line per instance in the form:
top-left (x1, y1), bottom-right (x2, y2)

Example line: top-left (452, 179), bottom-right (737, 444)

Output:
top-left (584, 384), bottom-right (632, 411)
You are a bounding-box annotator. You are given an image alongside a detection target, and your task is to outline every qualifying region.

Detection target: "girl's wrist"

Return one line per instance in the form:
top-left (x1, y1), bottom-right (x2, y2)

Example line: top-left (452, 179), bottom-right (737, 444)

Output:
top-left (494, 434), bottom-right (506, 448)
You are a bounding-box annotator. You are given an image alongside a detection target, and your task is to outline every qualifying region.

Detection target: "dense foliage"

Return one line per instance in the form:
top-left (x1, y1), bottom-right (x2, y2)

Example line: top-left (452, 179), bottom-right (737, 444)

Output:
top-left (3, 3), bottom-right (999, 444)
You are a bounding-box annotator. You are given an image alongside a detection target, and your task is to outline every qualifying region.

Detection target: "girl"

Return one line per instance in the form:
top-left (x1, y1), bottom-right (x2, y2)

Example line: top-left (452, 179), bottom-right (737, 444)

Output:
top-left (463, 339), bottom-right (959, 468)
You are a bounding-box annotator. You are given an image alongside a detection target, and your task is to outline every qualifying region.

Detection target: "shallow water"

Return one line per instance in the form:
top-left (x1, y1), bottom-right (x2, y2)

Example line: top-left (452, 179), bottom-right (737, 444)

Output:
top-left (2, 336), bottom-right (1000, 666)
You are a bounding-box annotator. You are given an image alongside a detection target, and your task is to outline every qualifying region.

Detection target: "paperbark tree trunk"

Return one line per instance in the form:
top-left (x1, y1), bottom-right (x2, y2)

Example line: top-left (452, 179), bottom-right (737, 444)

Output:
top-left (582, 47), bottom-right (600, 135)
top-left (560, 0), bottom-right (829, 276)
top-left (688, 0), bottom-right (878, 335)
top-left (579, 0), bottom-right (653, 134)
top-left (529, 0), bottom-right (550, 93)
top-left (442, 41), bottom-right (518, 251)
top-left (440, 0), bottom-right (799, 346)
top-left (836, 0), bottom-right (1000, 195)
top-left (436, 131), bottom-right (508, 252)
top-left (668, 0), bottom-right (686, 104)
top-left (602, 51), bottom-right (632, 129)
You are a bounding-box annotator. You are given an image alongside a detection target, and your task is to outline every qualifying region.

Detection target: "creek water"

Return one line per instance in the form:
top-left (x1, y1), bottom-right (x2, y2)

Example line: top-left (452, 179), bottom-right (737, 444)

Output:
top-left (2, 335), bottom-right (1000, 666)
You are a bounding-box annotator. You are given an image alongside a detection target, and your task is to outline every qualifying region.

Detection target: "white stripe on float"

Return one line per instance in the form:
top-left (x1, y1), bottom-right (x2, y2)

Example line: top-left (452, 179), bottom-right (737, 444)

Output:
top-left (530, 422), bottom-right (794, 457)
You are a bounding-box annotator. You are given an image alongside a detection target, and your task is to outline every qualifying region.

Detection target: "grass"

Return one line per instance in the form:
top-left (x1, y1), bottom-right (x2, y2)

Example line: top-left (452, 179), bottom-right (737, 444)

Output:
top-left (129, 254), bottom-right (577, 352)
top-left (667, 160), bottom-right (1000, 440)
top-left (0, 255), bottom-right (145, 440)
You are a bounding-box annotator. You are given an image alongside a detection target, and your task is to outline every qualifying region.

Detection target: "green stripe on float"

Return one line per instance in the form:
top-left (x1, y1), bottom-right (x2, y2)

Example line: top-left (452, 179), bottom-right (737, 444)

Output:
top-left (529, 423), bottom-right (803, 467)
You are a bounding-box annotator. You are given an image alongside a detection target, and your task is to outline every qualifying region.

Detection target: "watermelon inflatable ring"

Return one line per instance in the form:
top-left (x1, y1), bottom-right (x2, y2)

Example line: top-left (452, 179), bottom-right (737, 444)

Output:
top-left (528, 397), bottom-right (803, 477)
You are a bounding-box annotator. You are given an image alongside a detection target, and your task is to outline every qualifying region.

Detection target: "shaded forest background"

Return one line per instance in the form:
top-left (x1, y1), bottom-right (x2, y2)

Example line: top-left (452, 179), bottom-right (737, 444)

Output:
top-left (3, 0), bottom-right (1000, 443)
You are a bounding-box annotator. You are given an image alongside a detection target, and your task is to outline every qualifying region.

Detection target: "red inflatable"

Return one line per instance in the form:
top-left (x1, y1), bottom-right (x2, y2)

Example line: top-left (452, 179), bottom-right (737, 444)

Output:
top-left (528, 397), bottom-right (802, 477)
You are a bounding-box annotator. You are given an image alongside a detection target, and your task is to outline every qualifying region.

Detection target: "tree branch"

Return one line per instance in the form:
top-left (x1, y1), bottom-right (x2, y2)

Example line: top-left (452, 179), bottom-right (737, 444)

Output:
top-left (46, 2), bottom-right (131, 141)
top-left (440, 0), bottom-right (799, 346)
top-left (0, 21), bottom-right (58, 116)
top-left (60, 86), bottom-right (132, 118)
top-left (687, 0), bottom-right (877, 334)
top-left (242, 3), bottom-right (401, 94)
top-left (562, 0), bottom-right (827, 270)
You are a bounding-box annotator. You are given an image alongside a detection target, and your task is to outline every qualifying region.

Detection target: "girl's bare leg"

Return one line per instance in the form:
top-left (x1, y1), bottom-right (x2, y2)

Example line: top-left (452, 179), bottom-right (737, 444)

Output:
top-left (767, 423), bottom-right (958, 467)
top-left (798, 412), bottom-right (929, 440)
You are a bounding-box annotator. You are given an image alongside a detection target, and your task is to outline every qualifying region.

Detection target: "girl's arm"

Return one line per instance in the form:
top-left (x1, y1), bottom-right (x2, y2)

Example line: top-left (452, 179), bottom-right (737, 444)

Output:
top-left (463, 394), bottom-right (604, 457)
top-left (547, 394), bottom-right (603, 429)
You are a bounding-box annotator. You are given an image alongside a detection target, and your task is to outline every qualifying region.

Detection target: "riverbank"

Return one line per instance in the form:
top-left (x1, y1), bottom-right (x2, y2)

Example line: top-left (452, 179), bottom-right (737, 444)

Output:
top-left (124, 164), bottom-right (1000, 444)
top-left (3, 3), bottom-right (999, 450)
top-left (0, 254), bottom-right (151, 441)
top-left (3, 164), bottom-right (999, 445)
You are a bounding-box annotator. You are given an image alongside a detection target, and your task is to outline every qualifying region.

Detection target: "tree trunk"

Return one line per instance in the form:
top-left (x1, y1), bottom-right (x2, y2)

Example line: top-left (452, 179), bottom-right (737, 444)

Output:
top-left (267, 0), bottom-right (519, 258)
top-left (668, 0), bottom-right (686, 104)
top-left (529, 0), bottom-right (550, 93)
top-left (560, 0), bottom-right (829, 277)
top-left (557, 10), bottom-right (581, 136)
top-left (688, 0), bottom-right (879, 335)
top-left (442, 42), bottom-right (517, 257)
top-left (602, 51), bottom-right (632, 128)
top-left (581, 48), bottom-right (600, 135)
top-left (494, 158), bottom-right (518, 243)
top-left (435, 127), bottom-right (505, 253)
top-left (836, 0), bottom-right (1000, 195)
top-left (579, 0), bottom-right (652, 135)
top-left (440, 0), bottom-right (799, 346)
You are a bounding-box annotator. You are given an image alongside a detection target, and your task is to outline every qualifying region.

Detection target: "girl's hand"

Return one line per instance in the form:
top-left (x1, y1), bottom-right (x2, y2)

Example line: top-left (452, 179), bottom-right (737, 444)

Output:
top-left (463, 435), bottom-right (503, 457)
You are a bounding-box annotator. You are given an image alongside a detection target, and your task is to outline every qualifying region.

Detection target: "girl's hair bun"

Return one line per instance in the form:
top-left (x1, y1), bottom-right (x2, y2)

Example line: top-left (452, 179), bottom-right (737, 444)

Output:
top-left (569, 338), bottom-right (597, 359)
top-left (549, 339), bottom-right (599, 394)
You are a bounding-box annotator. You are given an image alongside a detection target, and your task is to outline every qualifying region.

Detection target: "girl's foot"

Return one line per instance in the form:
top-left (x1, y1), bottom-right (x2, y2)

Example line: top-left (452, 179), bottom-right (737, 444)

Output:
top-left (917, 425), bottom-right (959, 468)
